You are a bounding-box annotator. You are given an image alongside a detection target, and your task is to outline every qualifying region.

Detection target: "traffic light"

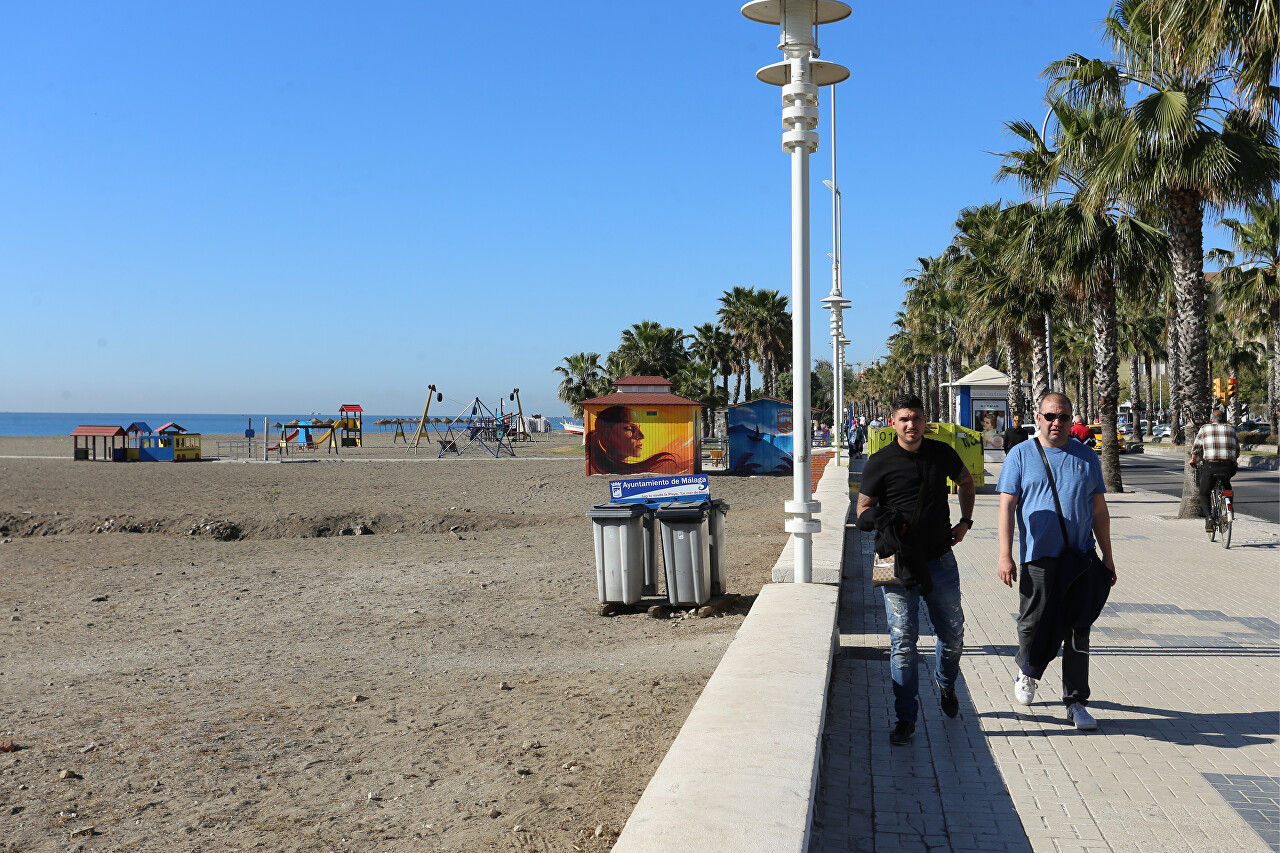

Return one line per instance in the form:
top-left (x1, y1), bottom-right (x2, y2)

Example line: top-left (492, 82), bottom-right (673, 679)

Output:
top-left (1227, 378), bottom-right (1238, 399)
top-left (1213, 377), bottom-right (1225, 404)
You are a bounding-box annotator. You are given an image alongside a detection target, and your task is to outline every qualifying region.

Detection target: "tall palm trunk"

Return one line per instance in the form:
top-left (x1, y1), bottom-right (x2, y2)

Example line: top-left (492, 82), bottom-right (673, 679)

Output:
top-left (948, 354), bottom-right (962, 423)
top-left (1029, 313), bottom-right (1050, 406)
top-left (1227, 367), bottom-right (1241, 424)
top-left (1152, 350), bottom-right (1162, 432)
top-left (1003, 334), bottom-right (1026, 421)
top-left (1092, 283), bottom-right (1123, 492)
top-left (1270, 313), bottom-right (1279, 435)
top-left (1167, 311), bottom-right (1182, 443)
top-left (985, 349), bottom-right (1000, 369)
top-left (1128, 354), bottom-right (1143, 447)
top-left (741, 353), bottom-right (753, 402)
top-left (1168, 190), bottom-right (1210, 518)
top-left (931, 354), bottom-right (944, 422)
top-left (1076, 357), bottom-right (1087, 418)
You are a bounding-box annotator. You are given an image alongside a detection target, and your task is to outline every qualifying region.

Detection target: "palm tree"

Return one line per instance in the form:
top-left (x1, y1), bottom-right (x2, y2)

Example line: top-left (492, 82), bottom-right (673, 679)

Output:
top-left (717, 287), bottom-right (757, 403)
top-left (751, 289), bottom-right (792, 398)
top-left (555, 352), bottom-right (604, 419)
top-left (903, 254), bottom-right (960, 421)
top-left (1046, 0), bottom-right (1280, 514)
top-left (687, 323), bottom-right (735, 400)
top-left (1210, 198), bottom-right (1279, 433)
top-left (673, 360), bottom-right (728, 436)
top-left (614, 321), bottom-right (689, 379)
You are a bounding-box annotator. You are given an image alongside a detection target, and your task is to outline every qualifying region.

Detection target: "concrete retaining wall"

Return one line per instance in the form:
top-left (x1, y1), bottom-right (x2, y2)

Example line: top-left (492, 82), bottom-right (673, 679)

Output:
top-left (613, 459), bottom-right (848, 853)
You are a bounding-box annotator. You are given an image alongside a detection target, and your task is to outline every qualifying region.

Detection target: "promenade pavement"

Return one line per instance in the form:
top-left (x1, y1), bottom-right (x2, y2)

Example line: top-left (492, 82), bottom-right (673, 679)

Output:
top-left (811, 461), bottom-right (1280, 853)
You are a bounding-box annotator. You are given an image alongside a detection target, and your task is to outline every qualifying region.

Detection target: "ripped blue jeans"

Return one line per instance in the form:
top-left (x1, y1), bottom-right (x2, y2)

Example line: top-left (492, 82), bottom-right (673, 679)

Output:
top-left (882, 551), bottom-right (965, 723)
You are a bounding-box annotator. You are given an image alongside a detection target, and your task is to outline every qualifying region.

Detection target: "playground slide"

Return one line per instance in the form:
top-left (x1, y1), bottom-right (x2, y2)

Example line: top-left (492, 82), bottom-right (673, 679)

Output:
top-left (268, 429), bottom-right (299, 451)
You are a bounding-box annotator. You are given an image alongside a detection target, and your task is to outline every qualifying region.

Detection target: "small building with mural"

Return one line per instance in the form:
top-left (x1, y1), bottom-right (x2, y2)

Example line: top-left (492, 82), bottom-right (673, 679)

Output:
top-left (579, 376), bottom-right (701, 476)
top-left (131, 422), bottom-right (202, 462)
top-left (726, 396), bottom-right (795, 475)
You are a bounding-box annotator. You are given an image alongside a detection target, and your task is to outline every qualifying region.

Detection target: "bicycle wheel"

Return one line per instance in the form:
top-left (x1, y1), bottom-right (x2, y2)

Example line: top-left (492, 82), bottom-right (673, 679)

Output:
top-left (1217, 489), bottom-right (1232, 549)
top-left (1207, 484), bottom-right (1217, 542)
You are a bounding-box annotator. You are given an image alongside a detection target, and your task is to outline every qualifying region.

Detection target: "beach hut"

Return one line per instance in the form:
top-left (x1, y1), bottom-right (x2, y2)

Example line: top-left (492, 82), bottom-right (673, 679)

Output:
top-left (726, 397), bottom-right (798, 475)
top-left (70, 425), bottom-right (126, 461)
top-left (579, 376), bottom-right (701, 476)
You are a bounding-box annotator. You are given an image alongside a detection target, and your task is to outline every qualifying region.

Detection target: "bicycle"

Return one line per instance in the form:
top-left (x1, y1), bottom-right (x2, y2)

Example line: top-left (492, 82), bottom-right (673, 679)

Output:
top-left (1195, 465), bottom-right (1234, 549)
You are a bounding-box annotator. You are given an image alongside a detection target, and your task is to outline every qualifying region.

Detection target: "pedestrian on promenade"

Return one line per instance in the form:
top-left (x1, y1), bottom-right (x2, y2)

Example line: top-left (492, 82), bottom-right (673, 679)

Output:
top-left (1190, 409), bottom-right (1240, 531)
top-left (1069, 414), bottom-right (1092, 444)
top-left (1003, 414), bottom-right (1029, 456)
top-left (997, 392), bottom-right (1117, 731)
top-left (857, 393), bottom-right (976, 745)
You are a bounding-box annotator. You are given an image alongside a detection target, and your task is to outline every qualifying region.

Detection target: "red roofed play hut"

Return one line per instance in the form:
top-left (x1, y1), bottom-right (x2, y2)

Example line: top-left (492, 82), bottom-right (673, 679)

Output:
top-left (580, 376), bottom-right (702, 476)
top-left (71, 425), bottom-right (127, 461)
top-left (338, 404), bottom-right (363, 447)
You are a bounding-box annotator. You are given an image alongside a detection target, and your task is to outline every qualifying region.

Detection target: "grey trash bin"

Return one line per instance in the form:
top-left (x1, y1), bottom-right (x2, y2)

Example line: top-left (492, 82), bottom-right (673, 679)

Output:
top-left (586, 502), bottom-right (648, 604)
top-left (641, 509), bottom-right (660, 597)
top-left (656, 502), bottom-right (712, 606)
top-left (708, 499), bottom-right (730, 596)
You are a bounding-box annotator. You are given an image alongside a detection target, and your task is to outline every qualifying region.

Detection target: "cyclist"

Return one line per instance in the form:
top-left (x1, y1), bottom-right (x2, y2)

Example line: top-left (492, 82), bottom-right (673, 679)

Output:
top-left (1189, 410), bottom-right (1240, 532)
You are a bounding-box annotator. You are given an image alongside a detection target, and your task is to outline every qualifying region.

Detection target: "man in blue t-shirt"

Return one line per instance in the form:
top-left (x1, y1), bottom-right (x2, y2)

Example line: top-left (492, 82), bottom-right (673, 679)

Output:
top-left (997, 392), bottom-right (1117, 731)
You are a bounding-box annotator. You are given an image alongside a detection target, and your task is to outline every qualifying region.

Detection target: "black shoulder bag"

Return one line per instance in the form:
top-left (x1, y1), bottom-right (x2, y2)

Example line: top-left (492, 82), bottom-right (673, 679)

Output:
top-left (1032, 441), bottom-right (1112, 631)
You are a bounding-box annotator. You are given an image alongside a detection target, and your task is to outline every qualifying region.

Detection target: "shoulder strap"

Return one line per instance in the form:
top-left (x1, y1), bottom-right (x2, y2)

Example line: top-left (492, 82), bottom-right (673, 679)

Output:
top-left (1033, 440), bottom-right (1071, 543)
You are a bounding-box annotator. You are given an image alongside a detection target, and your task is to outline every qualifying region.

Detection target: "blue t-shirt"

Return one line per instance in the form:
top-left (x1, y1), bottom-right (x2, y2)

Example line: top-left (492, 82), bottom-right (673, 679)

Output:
top-left (997, 438), bottom-right (1106, 564)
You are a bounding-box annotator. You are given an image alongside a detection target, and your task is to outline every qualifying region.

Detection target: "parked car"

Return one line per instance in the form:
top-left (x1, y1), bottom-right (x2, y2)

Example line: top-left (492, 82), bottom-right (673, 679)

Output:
top-left (1237, 420), bottom-right (1272, 436)
top-left (1152, 424), bottom-right (1173, 439)
top-left (1086, 424), bottom-right (1128, 453)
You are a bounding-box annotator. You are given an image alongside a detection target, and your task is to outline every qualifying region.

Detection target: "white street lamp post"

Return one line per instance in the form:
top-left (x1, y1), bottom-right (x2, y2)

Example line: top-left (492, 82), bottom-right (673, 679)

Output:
top-left (743, 0), bottom-right (849, 583)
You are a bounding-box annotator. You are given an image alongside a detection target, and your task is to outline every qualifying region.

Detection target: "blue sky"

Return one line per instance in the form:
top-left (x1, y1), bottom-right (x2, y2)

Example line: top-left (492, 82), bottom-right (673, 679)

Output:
top-left (0, 2), bottom-right (1231, 417)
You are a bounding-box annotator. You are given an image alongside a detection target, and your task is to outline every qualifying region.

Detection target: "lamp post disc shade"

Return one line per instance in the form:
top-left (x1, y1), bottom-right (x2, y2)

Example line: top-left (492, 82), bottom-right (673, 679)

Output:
top-left (741, 0), bottom-right (852, 24)
top-left (756, 59), bottom-right (850, 86)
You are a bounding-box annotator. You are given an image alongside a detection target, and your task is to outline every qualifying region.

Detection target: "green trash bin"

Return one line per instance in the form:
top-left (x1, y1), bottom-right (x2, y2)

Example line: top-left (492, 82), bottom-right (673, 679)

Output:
top-left (656, 502), bottom-right (712, 606)
top-left (586, 503), bottom-right (648, 605)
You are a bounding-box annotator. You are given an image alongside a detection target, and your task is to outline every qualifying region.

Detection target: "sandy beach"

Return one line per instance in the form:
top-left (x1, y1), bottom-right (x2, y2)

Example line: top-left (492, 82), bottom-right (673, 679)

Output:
top-left (1, 431), bottom-right (792, 852)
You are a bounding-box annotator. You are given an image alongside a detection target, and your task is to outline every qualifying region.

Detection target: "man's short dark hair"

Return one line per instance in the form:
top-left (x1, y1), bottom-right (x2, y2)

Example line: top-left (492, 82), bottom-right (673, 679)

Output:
top-left (1211, 409), bottom-right (1227, 423)
top-left (1038, 392), bottom-right (1072, 414)
top-left (890, 393), bottom-right (925, 414)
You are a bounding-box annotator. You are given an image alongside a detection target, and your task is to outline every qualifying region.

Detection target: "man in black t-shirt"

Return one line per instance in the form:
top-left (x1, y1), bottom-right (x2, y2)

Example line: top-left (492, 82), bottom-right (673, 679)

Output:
top-left (857, 394), bottom-right (976, 745)
top-left (1003, 414), bottom-right (1029, 456)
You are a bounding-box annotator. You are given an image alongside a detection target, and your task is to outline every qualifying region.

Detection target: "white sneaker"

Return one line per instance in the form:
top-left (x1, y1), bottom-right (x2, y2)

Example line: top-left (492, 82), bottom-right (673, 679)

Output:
top-left (1014, 674), bottom-right (1036, 705)
top-left (1067, 702), bottom-right (1097, 730)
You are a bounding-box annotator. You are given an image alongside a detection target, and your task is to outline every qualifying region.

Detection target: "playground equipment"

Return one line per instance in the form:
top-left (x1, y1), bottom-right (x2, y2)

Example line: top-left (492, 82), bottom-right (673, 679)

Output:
top-left (507, 387), bottom-right (535, 441)
top-left (338, 404), bottom-right (363, 447)
top-left (436, 397), bottom-right (516, 458)
top-left (408, 385), bottom-right (443, 449)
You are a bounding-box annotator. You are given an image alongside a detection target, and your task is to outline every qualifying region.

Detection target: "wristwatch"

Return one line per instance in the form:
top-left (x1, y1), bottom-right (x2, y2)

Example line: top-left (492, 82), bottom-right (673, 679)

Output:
top-left (959, 518), bottom-right (974, 529)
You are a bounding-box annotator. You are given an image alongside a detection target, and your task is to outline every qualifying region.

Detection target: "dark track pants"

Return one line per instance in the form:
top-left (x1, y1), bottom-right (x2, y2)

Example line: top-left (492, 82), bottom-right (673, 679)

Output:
top-left (1015, 557), bottom-right (1091, 707)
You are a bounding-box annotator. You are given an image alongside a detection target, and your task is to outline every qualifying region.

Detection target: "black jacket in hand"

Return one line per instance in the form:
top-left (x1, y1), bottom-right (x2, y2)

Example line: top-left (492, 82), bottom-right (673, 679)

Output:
top-left (856, 505), bottom-right (933, 594)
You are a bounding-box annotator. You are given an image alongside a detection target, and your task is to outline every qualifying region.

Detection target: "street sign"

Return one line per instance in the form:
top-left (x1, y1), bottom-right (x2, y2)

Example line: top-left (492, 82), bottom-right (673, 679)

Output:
top-left (609, 474), bottom-right (709, 506)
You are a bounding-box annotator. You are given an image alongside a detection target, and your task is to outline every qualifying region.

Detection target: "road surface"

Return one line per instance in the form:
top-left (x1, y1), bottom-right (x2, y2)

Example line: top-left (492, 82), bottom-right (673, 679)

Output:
top-left (1119, 450), bottom-right (1279, 524)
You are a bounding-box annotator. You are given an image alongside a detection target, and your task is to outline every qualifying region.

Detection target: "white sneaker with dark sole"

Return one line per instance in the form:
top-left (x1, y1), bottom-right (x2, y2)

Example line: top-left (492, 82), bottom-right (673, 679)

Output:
top-left (1067, 702), bottom-right (1097, 730)
top-left (1014, 674), bottom-right (1036, 705)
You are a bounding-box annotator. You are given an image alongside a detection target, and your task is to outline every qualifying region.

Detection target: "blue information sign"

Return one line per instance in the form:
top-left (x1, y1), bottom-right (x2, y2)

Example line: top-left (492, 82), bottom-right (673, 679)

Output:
top-left (609, 475), bottom-right (709, 506)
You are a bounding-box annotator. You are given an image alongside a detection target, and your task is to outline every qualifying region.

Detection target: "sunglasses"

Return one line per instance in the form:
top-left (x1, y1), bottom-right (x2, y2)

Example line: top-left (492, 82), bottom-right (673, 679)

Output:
top-left (1038, 412), bottom-right (1071, 423)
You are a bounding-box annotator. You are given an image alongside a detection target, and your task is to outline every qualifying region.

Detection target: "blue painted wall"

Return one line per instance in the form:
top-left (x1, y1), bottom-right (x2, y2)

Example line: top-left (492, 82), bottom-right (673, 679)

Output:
top-left (727, 398), bottom-right (794, 475)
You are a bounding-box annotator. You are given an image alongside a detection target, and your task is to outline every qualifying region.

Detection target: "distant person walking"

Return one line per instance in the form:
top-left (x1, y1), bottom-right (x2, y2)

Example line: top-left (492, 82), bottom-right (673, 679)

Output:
top-left (850, 419), bottom-right (867, 459)
top-left (1190, 409), bottom-right (1240, 532)
top-left (857, 394), bottom-right (976, 746)
top-left (1003, 414), bottom-right (1028, 456)
top-left (997, 392), bottom-right (1117, 731)
top-left (1069, 414), bottom-right (1092, 444)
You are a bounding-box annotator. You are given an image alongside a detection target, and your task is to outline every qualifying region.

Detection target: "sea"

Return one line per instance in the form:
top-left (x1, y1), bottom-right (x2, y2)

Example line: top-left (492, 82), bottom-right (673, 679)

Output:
top-left (0, 412), bottom-right (571, 437)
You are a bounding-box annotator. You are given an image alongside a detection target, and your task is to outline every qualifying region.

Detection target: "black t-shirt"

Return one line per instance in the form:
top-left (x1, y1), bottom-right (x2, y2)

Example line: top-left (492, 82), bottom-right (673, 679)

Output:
top-left (1003, 426), bottom-right (1028, 455)
top-left (859, 437), bottom-right (966, 560)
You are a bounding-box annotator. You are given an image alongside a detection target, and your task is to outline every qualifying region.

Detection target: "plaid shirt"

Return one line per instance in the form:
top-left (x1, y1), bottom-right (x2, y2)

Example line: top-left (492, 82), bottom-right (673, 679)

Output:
top-left (1192, 422), bottom-right (1240, 463)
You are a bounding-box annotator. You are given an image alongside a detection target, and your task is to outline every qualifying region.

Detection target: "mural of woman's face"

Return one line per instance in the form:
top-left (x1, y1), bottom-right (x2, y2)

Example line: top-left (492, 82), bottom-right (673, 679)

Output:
top-left (600, 419), bottom-right (644, 459)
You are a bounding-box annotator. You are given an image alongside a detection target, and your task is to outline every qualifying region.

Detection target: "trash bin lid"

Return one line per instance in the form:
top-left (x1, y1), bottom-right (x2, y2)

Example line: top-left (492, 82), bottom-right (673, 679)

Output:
top-left (710, 498), bottom-right (730, 511)
top-left (585, 502), bottom-right (649, 519)
top-left (655, 501), bottom-right (710, 520)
